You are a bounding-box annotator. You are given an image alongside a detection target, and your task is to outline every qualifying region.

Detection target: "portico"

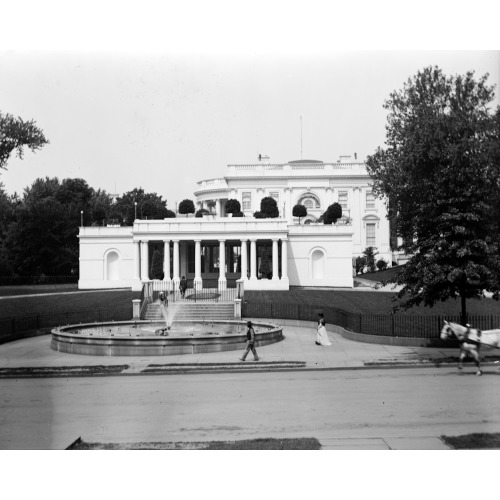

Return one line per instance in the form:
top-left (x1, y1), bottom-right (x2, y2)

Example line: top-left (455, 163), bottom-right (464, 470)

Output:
top-left (131, 218), bottom-right (290, 291)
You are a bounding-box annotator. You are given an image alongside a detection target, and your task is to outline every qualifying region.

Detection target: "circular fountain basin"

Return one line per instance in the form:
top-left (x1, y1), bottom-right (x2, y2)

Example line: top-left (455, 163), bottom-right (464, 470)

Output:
top-left (51, 320), bottom-right (283, 356)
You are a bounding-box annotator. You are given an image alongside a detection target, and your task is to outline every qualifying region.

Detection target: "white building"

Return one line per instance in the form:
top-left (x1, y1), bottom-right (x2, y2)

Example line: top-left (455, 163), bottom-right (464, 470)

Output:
top-left (78, 156), bottom-right (391, 291)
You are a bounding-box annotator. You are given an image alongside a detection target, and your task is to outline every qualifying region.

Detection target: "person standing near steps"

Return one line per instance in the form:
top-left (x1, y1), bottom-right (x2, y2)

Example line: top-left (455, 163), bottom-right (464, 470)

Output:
top-left (239, 320), bottom-right (259, 361)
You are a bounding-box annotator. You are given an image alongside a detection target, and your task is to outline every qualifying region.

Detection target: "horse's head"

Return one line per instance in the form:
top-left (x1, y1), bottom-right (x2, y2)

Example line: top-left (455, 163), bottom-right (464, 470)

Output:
top-left (440, 321), bottom-right (456, 340)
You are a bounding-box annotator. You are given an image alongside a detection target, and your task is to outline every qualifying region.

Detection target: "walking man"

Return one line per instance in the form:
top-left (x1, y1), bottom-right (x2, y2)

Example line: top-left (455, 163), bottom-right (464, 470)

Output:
top-left (239, 320), bottom-right (259, 361)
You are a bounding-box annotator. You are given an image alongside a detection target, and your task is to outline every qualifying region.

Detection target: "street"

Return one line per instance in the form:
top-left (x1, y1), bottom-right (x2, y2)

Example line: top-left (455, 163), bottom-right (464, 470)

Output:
top-left (1, 366), bottom-right (500, 449)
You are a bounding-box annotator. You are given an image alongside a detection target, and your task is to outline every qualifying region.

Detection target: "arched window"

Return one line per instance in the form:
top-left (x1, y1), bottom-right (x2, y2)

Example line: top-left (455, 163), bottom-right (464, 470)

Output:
top-left (297, 193), bottom-right (321, 209)
top-left (106, 250), bottom-right (120, 281)
top-left (310, 248), bottom-right (325, 279)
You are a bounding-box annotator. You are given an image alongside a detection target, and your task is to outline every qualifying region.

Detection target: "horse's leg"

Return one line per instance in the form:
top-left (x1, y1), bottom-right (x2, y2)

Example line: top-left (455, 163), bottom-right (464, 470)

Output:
top-left (472, 349), bottom-right (482, 376)
top-left (458, 348), bottom-right (465, 370)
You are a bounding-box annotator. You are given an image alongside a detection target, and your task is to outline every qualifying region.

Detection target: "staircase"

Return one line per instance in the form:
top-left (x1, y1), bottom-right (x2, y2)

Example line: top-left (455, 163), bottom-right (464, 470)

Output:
top-left (144, 301), bottom-right (235, 321)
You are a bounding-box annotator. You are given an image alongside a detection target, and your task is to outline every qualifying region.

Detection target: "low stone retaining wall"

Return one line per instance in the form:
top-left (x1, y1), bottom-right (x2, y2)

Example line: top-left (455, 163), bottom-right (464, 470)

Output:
top-left (251, 318), bottom-right (450, 348)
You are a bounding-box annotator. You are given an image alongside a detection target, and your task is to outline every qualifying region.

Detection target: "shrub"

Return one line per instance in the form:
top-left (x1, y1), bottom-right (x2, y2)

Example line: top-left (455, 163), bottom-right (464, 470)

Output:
top-left (355, 256), bottom-right (366, 274)
top-left (232, 211), bottom-right (244, 217)
top-left (195, 208), bottom-right (210, 218)
top-left (322, 203), bottom-right (342, 224)
top-left (178, 199), bottom-right (195, 216)
top-left (292, 204), bottom-right (307, 224)
top-left (376, 259), bottom-right (388, 271)
top-left (253, 211), bottom-right (265, 219)
top-left (260, 197), bottom-right (279, 218)
top-left (225, 199), bottom-right (241, 214)
top-left (150, 249), bottom-right (164, 280)
top-left (164, 209), bottom-right (176, 218)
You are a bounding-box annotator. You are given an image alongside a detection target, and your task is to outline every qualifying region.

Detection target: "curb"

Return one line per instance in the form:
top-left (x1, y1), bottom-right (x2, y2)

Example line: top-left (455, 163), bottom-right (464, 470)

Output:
top-left (1, 360), bottom-right (498, 378)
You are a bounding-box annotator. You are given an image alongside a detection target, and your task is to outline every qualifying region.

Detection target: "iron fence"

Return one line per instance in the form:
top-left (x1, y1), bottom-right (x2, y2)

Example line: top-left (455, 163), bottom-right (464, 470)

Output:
top-left (0, 305), bottom-right (132, 342)
top-left (241, 300), bottom-right (500, 339)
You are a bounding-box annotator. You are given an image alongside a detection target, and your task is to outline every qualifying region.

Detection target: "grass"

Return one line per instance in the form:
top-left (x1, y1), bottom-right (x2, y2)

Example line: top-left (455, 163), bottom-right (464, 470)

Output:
top-left (358, 265), bottom-right (404, 283)
top-left (0, 289), bottom-right (141, 318)
top-left (69, 437), bottom-right (322, 450)
top-left (0, 283), bottom-right (79, 297)
top-left (244, 289), bottom-right (500, 317)
top-left (440, 432), bottom-right (500, 449)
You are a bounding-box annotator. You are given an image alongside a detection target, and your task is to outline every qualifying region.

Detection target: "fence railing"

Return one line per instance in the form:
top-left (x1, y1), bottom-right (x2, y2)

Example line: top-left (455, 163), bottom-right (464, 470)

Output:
top-left (0, 305), bottom-right (133, 341)
top-left (241, 301), bottom-right (500, 339)
top-left (0, 275), bottom-right (79, 286)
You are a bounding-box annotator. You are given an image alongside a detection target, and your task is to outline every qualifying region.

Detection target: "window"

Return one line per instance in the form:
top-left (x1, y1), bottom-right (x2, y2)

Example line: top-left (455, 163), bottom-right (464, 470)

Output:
top-left (303, 199), bottom-right (314, 209)
top-left (366, 191), bottom-right (375, 209)
top-left (338, 191), bottom-right (348, 209)
top-left (269, 191), bottom-right (279, 205)
top-left (366, 223), bottom-right (376, 247)
top-left (242, 192), bottom-right (251, 211)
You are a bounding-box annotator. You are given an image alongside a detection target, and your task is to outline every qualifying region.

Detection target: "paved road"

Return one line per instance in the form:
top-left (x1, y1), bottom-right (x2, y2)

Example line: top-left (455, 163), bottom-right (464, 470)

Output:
top-left (1, 366), bottom-right (500, 449)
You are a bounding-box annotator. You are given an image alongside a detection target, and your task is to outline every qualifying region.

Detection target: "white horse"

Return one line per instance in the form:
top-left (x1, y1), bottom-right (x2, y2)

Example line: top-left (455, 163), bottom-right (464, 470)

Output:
top-left (440, 321), bottom-right (500, 376)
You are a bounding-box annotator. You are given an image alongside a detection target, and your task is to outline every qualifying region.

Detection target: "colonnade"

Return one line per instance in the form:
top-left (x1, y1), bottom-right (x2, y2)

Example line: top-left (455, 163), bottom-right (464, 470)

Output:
top-left (133, 237), bottom-right (288, 290)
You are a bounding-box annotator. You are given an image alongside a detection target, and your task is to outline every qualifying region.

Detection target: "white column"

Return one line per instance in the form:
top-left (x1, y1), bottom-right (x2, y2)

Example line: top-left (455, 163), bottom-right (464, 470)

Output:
top-left (250, 239), bottom-right (257, 280)
top-left (218, 239), bottom-right (226, 290)
top-left (163, 240), bottom-right (171, 291)
top-left (194, 239), bottom-right (202, 290)
top-left (172, 239), bottom-right (180, 287)
top-left (272, 239), bottom-right (279, 280)
top-left (281, 239), bottom-right (288, 279)
top-left (240, 239), bottom-right (248, 280)
top-left (140, 241), bottom-right (149, 280)
top-left (216, 199), bottom-right (222, 216)
top-left (133, 241), bottom-right (141, 280)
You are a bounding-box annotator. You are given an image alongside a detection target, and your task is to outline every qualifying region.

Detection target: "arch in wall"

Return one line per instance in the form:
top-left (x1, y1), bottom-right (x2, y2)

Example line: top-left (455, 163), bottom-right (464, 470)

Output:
top-left (104, 249), bottom-right (120, 281)
top-left (296, 192), bottom-right (321, 209)
top-left (309, 246), bottom-right (326, 280)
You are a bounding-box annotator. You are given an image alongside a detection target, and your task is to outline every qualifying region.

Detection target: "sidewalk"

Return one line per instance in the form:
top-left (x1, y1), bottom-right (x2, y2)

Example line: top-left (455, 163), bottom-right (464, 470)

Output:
top-left (1, 318), bottom-right (494, 450)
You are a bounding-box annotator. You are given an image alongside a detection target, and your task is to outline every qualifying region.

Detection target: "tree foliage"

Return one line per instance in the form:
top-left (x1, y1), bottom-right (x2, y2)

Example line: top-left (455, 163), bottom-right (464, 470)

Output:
top-left (178, 199), bottom-right (195, 216)
top-left (292, 204), bottom-right (307, 224)
top-left (195, 208), bottom-right (210, 217)
top-left (225, 199), bottom-right (241, 214)
top-left (259, 196), bottom-right (279, 218)
top-left (363, 246), bottom-right (379, 273)
top-left (366, 66), bottom-right (500, 322)
top-left (0, 112), bottom-right (49, 170)
top-left (322, 203), bottom-right (342, 225)
top-left (113, 188), bottom-right (170, 224)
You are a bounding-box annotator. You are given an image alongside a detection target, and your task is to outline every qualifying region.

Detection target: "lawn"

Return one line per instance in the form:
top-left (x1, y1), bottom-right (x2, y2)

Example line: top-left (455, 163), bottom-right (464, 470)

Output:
top-left (441, 432), bottom-right (500, 449)
top-left (244, 289), bottom-right (500, 317)
top-left (69, 437), bottom-right (322, 450)
top-left (0, 289), bottom-right (140, 319)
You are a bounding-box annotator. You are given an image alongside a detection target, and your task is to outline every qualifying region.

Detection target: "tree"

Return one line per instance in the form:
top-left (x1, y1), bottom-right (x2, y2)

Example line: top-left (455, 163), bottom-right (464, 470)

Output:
top-left (292, 204), bottom-right (307, 224)
top-left (113, 188), bottom-right (170, 225)
top-left (0, 183), bottom-right (17, 274)
top-left (225, 199), bottom-right (241, 214)
top-left (322, 203), bottom-right (342, 225)
top-left (0, 112), bottom-right (49, 170)
top-left (260, 196), bottom-right (279, 218)
top-left (178, 199), bottom-right (195, 216)
top-left (366, 66), bottom-right (500, 324)
top-left (363, 246), bottom-right (379, 273)
top-left (89, 189), bottom-right (113, 226)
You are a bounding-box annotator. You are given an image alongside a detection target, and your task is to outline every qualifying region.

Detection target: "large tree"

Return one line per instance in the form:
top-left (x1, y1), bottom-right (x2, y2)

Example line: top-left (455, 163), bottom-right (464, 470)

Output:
top-left (113, 188), bottom-right (170, 225)
top-left (260, 196), bottom-right (279, 218)
top-left (0, 112), bottom-right (49, 170)
top-left (366, 66), bottom-right (500, 324)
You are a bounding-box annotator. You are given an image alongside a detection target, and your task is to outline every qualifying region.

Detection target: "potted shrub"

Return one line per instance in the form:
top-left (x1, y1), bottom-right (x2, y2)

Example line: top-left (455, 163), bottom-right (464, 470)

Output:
top-left (178, 199), bottom-right (195, 217)
top-left (292, 204), bottom-right (307, 224)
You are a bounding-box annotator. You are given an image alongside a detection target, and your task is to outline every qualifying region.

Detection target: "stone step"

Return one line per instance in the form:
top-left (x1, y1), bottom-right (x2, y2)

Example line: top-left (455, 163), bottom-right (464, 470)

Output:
top-left (145, 302), bottom-right (235, 320)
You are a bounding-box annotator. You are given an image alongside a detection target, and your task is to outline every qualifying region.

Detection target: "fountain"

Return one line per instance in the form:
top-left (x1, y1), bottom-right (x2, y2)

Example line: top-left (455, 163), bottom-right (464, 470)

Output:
top-left (51, 319), bottom-right (283, 356)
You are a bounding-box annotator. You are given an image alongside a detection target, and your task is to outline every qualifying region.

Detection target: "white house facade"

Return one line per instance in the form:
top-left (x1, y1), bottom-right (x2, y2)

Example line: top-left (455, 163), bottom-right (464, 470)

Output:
top-left (78, 156), bottom-right (391, 291)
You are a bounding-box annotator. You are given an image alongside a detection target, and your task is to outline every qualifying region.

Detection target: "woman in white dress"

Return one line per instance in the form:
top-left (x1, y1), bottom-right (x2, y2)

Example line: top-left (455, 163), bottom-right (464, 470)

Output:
top-left (316, 313), bottom-right (332, 346)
